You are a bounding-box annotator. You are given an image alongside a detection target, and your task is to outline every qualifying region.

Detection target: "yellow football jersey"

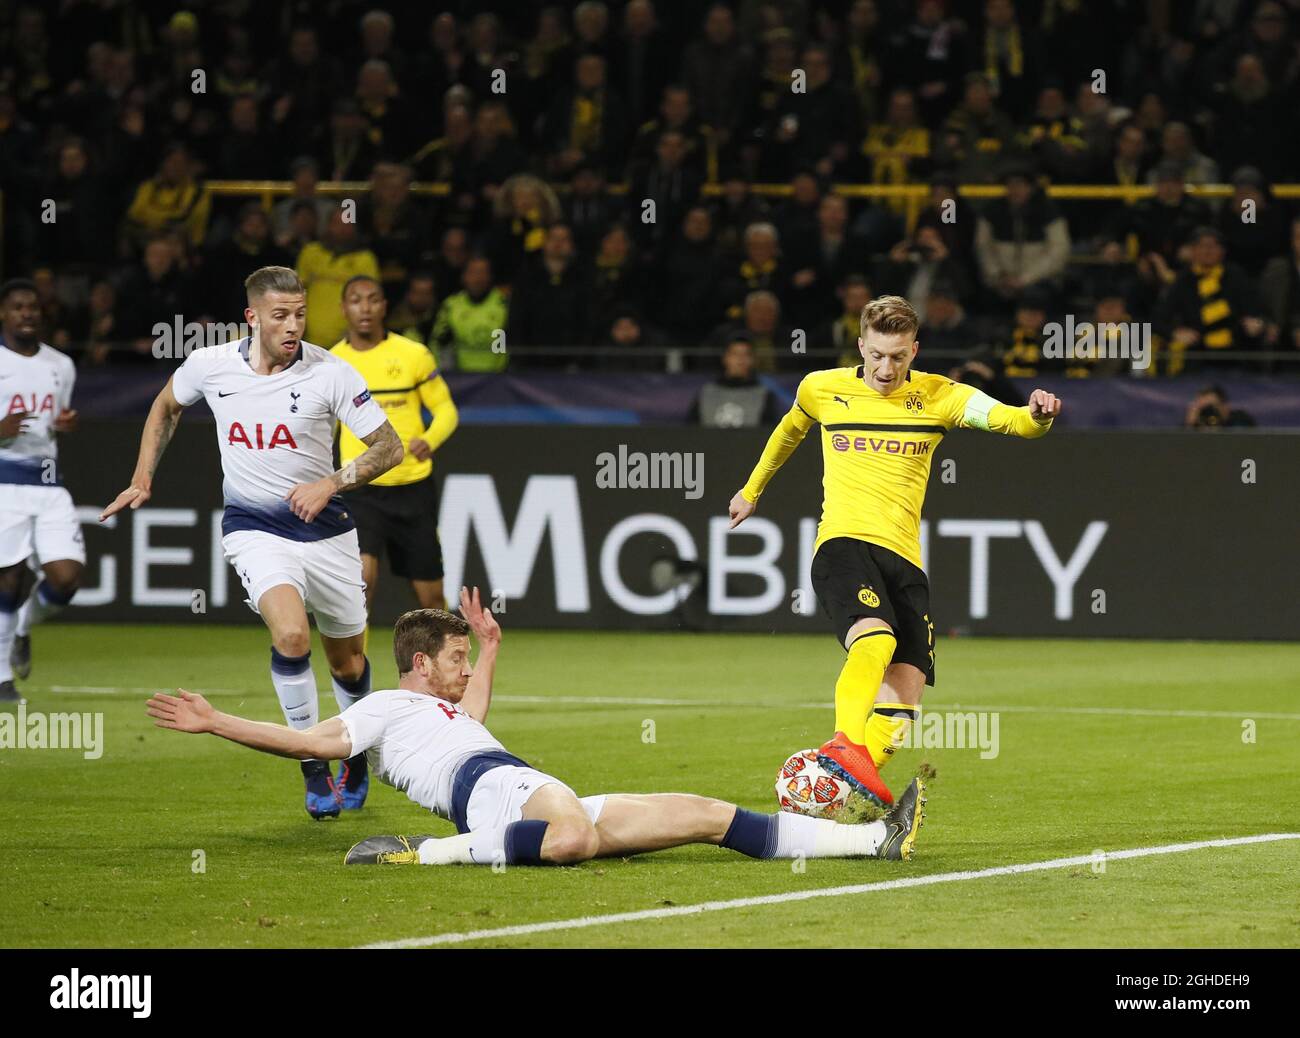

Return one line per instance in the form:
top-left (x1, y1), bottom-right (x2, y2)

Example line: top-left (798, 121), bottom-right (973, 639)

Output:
top-left (330, 332), bottom-right (457, 486)
top-left (741, 366), bottom-right (1052, 568)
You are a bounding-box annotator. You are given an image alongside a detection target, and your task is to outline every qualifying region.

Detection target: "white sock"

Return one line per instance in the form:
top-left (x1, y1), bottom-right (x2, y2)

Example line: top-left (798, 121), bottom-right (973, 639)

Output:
top-left (331, 656), bottom-right (371, 714)
top-left (270, 649), bottom-right (317, 730)
top-left (0, 605), bottom-right (16, 683)
top-left (774, 812), bottom-right (887, 858)
top-left (418, 827), bottom-right (509, 866)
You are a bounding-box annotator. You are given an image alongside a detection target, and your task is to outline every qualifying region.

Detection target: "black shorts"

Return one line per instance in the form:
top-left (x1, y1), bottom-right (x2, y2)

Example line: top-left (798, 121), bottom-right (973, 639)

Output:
top-left (810, 537), bottom-right (935, 685)
top-left (344, 476), bottom-right (444, 582)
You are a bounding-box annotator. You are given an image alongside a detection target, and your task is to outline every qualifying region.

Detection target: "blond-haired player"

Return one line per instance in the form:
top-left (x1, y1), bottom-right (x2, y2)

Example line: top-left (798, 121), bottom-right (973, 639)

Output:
top-left (729, 295), bottom-right (1062, 805)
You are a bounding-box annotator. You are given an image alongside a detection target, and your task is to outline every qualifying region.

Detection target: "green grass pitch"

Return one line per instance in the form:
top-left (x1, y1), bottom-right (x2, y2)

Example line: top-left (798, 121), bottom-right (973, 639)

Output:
top-left (1, 624), bottom-right (1297, 948)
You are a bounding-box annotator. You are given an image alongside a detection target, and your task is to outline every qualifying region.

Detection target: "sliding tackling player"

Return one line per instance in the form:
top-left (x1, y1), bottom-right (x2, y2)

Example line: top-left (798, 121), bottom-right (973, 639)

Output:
top-left (147, 587), bottom-right (927, 867)
top-left (729, 295), bottom-right (1062, 806)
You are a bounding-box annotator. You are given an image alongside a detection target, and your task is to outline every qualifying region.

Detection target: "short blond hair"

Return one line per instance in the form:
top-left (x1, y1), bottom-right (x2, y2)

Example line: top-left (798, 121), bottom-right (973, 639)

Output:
top-left (245, 266), bottom-right (305, 302)
top-left (860, 294), bottom-right (919, 339)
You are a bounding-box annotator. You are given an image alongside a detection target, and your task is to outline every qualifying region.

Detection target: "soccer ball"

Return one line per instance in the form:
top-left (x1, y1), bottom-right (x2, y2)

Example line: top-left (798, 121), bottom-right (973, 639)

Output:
top-left (775, 749), bottom-right (850, 818)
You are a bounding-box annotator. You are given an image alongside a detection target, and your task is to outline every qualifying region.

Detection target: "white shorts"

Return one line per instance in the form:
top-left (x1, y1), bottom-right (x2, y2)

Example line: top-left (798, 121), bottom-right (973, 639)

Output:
top-left (465, 765), bottom-right (607, 832)
top-left (0, 484), bottom-right (86, 568)
top-left (222, 528), bottom-right (367, 638)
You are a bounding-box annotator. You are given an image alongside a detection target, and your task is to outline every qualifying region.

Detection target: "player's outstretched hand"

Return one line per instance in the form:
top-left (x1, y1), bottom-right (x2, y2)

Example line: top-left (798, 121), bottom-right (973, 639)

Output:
top-left (99, 483), bottom-right (151, 521)
top-left (458, 585), bottom-right (501, 647)
top-left (728, 489), bottom-right (756, 529)
top-left (53, 408), bottom-right (79, 433)
top-left (285, 477), bottom-right (334, 523)
top-left (147, 689), bottom-right (216, 734)
top-left (1028, 389), bottom-right (1062, 423)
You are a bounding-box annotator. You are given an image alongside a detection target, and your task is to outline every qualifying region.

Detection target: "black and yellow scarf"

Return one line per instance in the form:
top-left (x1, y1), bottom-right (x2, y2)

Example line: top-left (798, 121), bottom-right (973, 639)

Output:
top-left (1195, 264), bottom-right (1233, 349)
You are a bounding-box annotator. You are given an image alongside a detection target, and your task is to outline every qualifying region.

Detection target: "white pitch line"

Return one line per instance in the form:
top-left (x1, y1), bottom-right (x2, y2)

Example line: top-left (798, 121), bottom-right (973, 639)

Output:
top-left (358, 833), bottom-right (1300, 949)
top-left (43, 685), bottom-right (248, 696)
top-left (28, 688), bottom-right (1300, 722)
top-left (494, 695), bottom-right (1300, 723)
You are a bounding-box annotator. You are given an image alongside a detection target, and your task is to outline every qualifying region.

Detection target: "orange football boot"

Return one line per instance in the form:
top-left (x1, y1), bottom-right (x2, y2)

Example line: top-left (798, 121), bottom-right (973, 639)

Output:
top-left (817, 731), bottom-right (894, 806)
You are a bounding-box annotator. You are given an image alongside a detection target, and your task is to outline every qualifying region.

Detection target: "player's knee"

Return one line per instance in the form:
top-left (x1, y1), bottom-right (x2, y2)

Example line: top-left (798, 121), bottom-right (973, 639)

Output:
top-left (542, 819), bottom-right (599, 864)
top-left (44, 572), bottom-right (82, 599)
top-left (331, 652), bottom-right (366, 682)
top-left (846, 618), bottom-right (893, 650)
top-left (273, 627), bottom-right (311, 658)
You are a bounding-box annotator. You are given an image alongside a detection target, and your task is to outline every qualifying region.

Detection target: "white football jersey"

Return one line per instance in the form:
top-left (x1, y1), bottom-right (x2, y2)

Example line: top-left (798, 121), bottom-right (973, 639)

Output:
top-left (171, 337), bottom-right (387, 540)
top-left (339, 690), bottom-right (510, 820)
top-left (0, 340), bottom-right (75, 485)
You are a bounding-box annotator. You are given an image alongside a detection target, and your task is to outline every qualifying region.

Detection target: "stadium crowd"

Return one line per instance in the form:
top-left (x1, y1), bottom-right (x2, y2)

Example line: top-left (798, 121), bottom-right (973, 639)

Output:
top-left (2, 0), bottom-right (1299, 376)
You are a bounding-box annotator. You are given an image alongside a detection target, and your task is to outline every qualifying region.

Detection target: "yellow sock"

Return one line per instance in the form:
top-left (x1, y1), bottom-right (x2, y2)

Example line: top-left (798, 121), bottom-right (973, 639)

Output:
top-left (362, 625), bottom-right (370, 655)
top-left (833, 629), bottom-right (896, 742)
top-left (864, 702), bottom-right (918, 770)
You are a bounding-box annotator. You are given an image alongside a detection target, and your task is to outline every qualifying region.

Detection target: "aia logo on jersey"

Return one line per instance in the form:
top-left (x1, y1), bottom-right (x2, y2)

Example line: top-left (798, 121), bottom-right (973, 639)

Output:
top-left (227, 422), bottom-right (298, 449)
top-left (8, 393), bottom-right (56, 415)
top-left (905, 393), bottom-right (924, 413)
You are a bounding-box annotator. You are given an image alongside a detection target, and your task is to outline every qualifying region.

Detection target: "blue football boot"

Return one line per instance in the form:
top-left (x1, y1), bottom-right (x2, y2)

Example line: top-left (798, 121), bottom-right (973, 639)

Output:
top-left (302, 760), bottom-right (341, 819)
top-left (335, 753), bottom-right (369, 810)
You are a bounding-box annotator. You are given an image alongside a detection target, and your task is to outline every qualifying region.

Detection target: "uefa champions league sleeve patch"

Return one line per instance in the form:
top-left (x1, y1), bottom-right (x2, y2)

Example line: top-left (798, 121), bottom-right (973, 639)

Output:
top-left (352, 390), bottom-right (372, 407)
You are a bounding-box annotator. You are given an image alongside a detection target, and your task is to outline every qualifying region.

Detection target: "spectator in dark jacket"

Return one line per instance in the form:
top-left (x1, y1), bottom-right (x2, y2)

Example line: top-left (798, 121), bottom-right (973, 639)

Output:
top-left (657, 206), bottom-right (724, 345)
top-left (681, 4), bottom-right (752, 147)
top-left (508, 224), bottom-right (591, 364)
top-left (542, 53), bottom-right (628, 179)
top-left (200, 203), bottom-right (291, 320)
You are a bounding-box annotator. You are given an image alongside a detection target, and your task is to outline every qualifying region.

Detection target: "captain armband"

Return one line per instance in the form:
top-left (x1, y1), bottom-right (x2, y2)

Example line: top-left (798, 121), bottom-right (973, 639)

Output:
top-left (961, 389), bottom-right (998, 432)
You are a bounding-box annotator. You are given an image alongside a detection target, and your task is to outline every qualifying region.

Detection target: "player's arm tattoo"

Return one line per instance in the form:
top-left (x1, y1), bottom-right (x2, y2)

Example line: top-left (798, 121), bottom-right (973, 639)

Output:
top-left (330, 421), bottom-right (402, 492)
top-left (146, 407), bottom-right (182, 478)
top-left (135, 384), bottom-right (185, 481)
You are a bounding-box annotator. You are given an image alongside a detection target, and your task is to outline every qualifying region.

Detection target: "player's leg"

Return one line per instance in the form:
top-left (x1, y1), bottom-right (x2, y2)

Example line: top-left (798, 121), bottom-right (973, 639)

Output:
top-left (387, 475), bottom-right (446, 611)
top-left (0, 496), bottom-right (40, 700)
top-left (225, 527), bottom-right (338, 819)
top-left (410, 579), bottom-right (445, 610)
top-left (861, 570), bottom-right (934, 772)
top-left (360, 781), bottom-right (929, 866)
top-left (253, 581), bottom-right (343, 816)
top-left (13, 487), bottom-right (86, 680)
top-left (308, 529), bottom-right (374, 809)
top-left (810, 539), bottom-right (899, 805)
top-left (0, 558), bottom-right (37, 702)
top-left (587, 789), bottom-right (926, 861)
top-left (12, 557), bottom-right (83, 679)
top-left (359, 553), bottom-right (381, 614)
top-left (343, 484), bottom-right (386, 616)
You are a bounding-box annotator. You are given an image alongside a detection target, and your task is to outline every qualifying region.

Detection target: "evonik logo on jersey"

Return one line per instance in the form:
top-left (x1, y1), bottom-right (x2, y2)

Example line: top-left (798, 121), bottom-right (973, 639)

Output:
top-left (831, 433), bottom-right (933, 455)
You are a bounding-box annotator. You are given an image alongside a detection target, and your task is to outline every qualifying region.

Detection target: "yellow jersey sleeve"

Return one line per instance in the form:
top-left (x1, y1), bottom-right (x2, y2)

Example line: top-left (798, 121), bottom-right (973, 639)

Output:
top-left (417, 359), bottom-right (459, 453)
top-left (933, 380), bottom-right (1053, 438)
top-left (740, 374), bottom-right (820, 504)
